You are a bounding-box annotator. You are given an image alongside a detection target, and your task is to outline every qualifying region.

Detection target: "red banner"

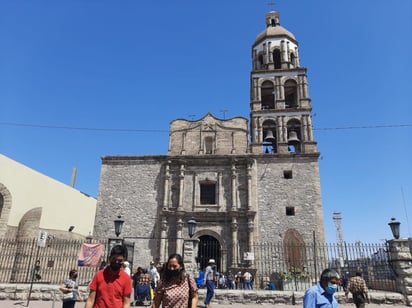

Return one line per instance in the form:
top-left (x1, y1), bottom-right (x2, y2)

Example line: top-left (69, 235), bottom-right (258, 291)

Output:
top-left (78, 243), bottom-right (103, 267)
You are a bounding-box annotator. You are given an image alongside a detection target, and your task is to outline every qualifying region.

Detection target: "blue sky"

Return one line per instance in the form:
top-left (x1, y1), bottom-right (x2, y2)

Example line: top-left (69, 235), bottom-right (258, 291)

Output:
top-left (1, 0), bottom-right (411, 244)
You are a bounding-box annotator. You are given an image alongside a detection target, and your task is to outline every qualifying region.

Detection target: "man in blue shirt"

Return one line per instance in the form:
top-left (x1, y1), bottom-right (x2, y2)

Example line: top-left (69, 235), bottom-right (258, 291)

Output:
top-left (304, 269), bottom-right (340, 308)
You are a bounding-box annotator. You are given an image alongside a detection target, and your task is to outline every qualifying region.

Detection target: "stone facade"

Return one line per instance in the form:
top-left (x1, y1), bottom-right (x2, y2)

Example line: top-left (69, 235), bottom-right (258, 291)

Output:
top-left (94, 153), bottom-right (324, 273)
top-left (169, 113), bottom-right (249, 155)
top-left (93, 10), bottom-right (325, 279)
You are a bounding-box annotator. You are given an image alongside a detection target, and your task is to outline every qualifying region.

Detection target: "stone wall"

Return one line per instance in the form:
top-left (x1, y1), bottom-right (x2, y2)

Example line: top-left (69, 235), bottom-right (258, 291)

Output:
top-left (255, 156), bottom-right (324, 244)
top-left (94, 156), bottom-right (165, 266)
top-left (0, 284), bottom-right (406, 305)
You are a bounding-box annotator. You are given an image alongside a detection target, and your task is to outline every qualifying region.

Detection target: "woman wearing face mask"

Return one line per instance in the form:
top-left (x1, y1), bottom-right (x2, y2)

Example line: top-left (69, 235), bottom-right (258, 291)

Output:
top-left (303, 268), bottom-right (340, 308)
top-left (59, 269), bottom-right (82, 308)
top-left (153, 253), bottom-right (198, 308)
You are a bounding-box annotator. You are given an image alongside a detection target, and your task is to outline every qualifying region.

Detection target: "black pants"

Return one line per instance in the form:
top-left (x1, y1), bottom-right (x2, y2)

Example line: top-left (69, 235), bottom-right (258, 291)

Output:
top-left (62, 300), bottom-right (76, 308)
top-left (353, 292), bottom-right (366, 308)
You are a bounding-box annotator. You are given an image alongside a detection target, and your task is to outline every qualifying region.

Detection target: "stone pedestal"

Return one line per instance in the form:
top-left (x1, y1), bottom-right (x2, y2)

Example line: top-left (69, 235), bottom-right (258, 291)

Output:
top-left (387, 239), bottom-right (412, 306)
top-left (183, 238), bottom-right (199, 277)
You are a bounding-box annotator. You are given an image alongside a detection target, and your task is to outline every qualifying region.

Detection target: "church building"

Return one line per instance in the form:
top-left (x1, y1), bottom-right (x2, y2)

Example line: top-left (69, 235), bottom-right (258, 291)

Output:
top-left (93, 10), bottom-right (325, 277)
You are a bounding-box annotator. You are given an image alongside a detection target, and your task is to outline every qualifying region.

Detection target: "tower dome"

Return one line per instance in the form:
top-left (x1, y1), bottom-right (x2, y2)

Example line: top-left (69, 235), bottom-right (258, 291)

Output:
top-left (254, 11), bottom-right (296, 44)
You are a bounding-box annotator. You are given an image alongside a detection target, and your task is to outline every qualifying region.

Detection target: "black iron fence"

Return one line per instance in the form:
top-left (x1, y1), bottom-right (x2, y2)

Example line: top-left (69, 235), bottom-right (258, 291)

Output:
top-left (0, 238), bottom-right (134, 286)
top-left (253, 242), bottom-right (396, 292)
top-left (198, 240), bottom-right (397, 292)
top-left (0, 237), bottom-right (397, 293)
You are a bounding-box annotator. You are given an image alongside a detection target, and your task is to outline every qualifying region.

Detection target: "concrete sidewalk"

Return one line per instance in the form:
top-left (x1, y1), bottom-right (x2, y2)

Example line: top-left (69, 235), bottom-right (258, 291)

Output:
top-left (0, 301), bottom-right (409, 308)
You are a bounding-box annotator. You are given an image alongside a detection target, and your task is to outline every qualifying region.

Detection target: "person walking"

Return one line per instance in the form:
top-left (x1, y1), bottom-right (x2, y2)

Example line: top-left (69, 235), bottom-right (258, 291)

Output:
top-left (148, 260), bottom-right (160, 290)
top-left (345, 271), bottom-right (369, 308)
top-left (153, 253), bottom-right (198, 308)
top-left (243, 271), bottom-right (252, 290)
top-left (203, 259), bottom-right (217, 308)
top-left (134, 268), bottom-right (151, 305)
top-left (59, 269), bottom-right (82, 308)
top-left (235, 271), bottom-right (243, 289)
top-left (123, 261), bottom-right (131, 277)
top-left (84, 245), bottom-right (132, 308)
top-left (226, 271), bottom-right (234, 289)
top-left (217, 273), bottom-right (226, 289)
top-left (342, 272), bottom-right (349, 293)
top-left (303, 268), bottom-right (340, 308)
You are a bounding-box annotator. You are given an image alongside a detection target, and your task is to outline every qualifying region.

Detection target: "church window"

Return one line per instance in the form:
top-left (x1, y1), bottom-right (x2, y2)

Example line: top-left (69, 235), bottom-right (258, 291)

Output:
top-left (261, 81), bottom-right (275, 109)
top-left (284, 79), bottom-right (298, 108)
top-left (204, 136), bottom-right (213, 154)
top-left (258, 53), bottom-right (264, 70)
top-left (283, 170), bottom-right (293, 179)
top-left (290, 53), bottom-right (296, 67)
top-left (286, 206), bottom-right (295, 216)
top-left (273, 49), bottom-right (281, 69)
top-left (200, 181), bottom-right (216, 205)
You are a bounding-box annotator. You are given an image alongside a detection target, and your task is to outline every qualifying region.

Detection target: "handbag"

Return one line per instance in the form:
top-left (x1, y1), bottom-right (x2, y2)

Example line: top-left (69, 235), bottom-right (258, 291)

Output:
top-left (62, 291), bottom-right (74, 301)
top-left (187, 275), bottom-right (192, 308)
top-left (62, 279), bottom-right (75, 301)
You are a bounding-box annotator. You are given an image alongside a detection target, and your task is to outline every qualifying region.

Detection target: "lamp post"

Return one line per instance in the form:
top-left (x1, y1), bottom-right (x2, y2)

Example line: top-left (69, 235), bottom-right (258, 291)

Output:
top-left (184, 218), bottom-right (199, 277)
top-left (187, 218), bottom-right (197, 238)
top-left (388, 217), bottom-right (400, 239)
top-left (114, 215), bottom-right (125, 237)
top-left (108, 215), bottom-right (125, 259)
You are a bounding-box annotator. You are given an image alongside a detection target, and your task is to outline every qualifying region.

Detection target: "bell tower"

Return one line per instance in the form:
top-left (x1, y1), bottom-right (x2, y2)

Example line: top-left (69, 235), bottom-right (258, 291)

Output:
top-left (249, 11), bottom-right (318, 155)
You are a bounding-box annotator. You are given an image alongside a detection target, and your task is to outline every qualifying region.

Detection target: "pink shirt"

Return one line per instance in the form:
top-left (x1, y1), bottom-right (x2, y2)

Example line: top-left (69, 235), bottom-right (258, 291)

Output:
top-left (156, 275), bottom-right (197, 308)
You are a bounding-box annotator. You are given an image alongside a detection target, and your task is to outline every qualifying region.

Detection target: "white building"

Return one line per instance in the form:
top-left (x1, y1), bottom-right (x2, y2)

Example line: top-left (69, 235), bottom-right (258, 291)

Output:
top-left (0, 154), bottom-right (96, 239)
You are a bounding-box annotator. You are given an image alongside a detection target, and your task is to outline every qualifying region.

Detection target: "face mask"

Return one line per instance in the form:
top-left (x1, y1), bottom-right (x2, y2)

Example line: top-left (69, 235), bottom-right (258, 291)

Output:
top-left (110, 261), bottom-right (122, 272)
top-left (166, 269), bottom-right (180, 277)
top-left (326, 282), bottom-right (338, 294)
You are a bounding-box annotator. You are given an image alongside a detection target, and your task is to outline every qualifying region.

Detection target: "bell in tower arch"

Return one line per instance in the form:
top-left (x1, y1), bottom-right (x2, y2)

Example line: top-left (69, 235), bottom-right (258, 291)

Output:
top-left (264, 130), bottom-right (276, 143)
top-left (287, 131), bottom-right (300, 143)
top-left (287, 131), bottom-right (301, 153)
top-left (263, 130), bottom-right (277, 154)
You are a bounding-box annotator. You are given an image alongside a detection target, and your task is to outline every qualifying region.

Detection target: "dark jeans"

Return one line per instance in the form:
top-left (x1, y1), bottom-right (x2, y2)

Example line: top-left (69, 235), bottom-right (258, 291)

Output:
top-left (135, 284), bottom-right (151, 301)
top-left (204, 280), bottom-right (215, 305)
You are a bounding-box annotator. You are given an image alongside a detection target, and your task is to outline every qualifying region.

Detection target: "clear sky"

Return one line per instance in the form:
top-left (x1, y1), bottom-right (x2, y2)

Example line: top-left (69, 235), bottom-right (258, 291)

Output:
top-left (1, 0), bottom-right (411, 244)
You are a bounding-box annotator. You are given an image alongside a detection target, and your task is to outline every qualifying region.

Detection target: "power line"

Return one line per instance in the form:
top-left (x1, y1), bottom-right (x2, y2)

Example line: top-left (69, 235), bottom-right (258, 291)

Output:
top-left (313, 124), bottom-right (412, 131)
top-left (0, 121), bottom-right (411, 133)
top-left (0, 121), bottom-right (168, 133)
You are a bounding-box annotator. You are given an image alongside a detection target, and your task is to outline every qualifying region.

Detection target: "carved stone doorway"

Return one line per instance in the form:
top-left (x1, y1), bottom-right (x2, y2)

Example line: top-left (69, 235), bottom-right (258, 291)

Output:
top-left (197, 235), bottom-right (221, 272)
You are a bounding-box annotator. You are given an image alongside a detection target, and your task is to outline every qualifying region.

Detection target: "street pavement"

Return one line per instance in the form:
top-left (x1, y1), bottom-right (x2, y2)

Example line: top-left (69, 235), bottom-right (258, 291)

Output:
top-left (0, 301), bottom-right (409, 308)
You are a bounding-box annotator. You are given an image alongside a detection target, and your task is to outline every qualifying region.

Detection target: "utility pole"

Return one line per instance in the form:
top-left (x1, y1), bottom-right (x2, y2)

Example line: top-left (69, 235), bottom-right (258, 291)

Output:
top-left (333, 211), bottom-right (345, 266)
